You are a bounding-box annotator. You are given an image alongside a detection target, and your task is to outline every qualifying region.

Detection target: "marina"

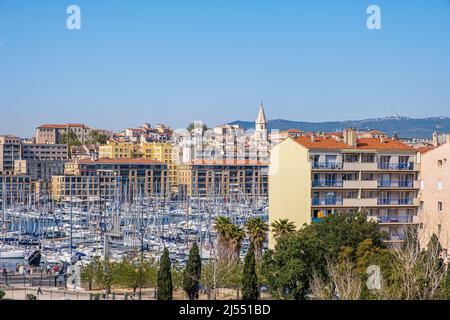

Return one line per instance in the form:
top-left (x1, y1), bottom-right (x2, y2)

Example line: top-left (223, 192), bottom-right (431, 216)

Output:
top-left (1, 187), bottom-right (268, 272)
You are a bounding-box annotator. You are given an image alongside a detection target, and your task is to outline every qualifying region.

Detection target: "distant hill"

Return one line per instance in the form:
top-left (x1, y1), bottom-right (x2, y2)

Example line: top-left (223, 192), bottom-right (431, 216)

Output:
top-left (230, 115), bottom-right (450, 139)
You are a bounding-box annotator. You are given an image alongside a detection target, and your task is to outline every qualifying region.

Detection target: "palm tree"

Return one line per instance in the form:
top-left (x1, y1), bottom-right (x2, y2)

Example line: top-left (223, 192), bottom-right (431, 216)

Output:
top-left (245, 217), bottom-right (269, 260)
top-left (214, 216), bottom-right (233, 260)
top-left (228, 224), bottom-right (245, 263)
top-left (271, 219), bottom-right (296, 241)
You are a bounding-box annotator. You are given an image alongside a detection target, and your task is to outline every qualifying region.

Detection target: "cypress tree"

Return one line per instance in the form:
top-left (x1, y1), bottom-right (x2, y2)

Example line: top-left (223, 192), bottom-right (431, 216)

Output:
top-left (157, 248), bottom-right (173, 300)
top-left (183, 242), bottom-right (202, 300)
top-left (242, 242), bottom-right (259, 300)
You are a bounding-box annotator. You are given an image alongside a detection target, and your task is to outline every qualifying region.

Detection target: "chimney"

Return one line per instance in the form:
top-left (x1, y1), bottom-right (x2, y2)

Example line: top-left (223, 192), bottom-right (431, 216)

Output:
top-left (446, 134), bottom-right (450, 144)
top-left (311, 134), bottom-right (316, 142)
top-left (380, 136), bottom-right (385, 144)
top-left (343, 128), bottom-right (357, 147)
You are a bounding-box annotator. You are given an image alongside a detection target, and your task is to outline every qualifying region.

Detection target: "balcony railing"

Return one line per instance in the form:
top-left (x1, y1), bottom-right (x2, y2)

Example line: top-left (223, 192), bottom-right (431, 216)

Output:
top-left (377, 199), bottom-right (414, 205)
top-left (312, 198), bottom-right (343, 206)
top-left (378, 162), bottom-right (414, 170)
top-left (312, 162), bottom-right (343, 170)
top-left (377, 215), bottom-right (416, 223)
top-left (378, 180), bottom-right (414, 188)
top-left (312, 180), bottom-right (343, 188)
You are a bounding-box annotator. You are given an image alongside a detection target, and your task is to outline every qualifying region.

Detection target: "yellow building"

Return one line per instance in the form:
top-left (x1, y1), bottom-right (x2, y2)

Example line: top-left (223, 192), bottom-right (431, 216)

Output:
top-left (99, 141), bottom-right (134, 159)
top-left (140, 142), bottom-right (177, 190)
top-left (269, 129), bottom-right (420, 248)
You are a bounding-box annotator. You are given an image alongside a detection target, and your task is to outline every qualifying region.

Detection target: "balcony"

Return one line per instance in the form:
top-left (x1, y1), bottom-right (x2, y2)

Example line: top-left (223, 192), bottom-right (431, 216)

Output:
top-left (342, 162), bottom-right (378, 171)
top-left (312, 198), bottom-right (343, 206)
top-left (311, 162), bottom-right (343, 170)
top-left (312, 180), bottom-right (343, 188)
top-left (377, 162), bottom-right (415, 171)
top-left (342, 198), bottom-right (378, 207)
top-left (377, 198), bottom-right (417, 206)
top-left (377, 180), bottom-right (416, 188)
top-left (377, 215), bottom-right (419, 224)
top-left (343, 180), bottom-right (378, 189)
top-left (385, 233), bottom-right (406, 243)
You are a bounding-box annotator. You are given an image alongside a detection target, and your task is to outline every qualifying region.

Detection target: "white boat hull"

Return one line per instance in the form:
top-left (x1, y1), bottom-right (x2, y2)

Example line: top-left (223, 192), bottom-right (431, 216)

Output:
top-left (0, 250), bottom-right (25, 259)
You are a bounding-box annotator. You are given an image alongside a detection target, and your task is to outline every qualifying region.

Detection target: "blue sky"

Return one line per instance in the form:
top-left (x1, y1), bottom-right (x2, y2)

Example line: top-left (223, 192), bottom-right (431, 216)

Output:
top-left (0, 0), bottom-right (450, 137)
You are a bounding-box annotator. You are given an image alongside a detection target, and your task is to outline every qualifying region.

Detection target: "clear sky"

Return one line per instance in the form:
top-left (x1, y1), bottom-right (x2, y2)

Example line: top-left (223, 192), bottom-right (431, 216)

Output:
top-left (0, 0), bottom-right (450, 137)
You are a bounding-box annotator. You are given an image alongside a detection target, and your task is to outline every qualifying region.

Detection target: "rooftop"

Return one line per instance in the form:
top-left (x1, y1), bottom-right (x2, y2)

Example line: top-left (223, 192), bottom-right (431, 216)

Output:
top-left (37, 123), bottom-right (89, 129)
top-left (77, 158), bottom-right (164, 165)
top-left (293, 135), bottom-right (415, 151)
top-left (189, 159), bottom-right (268, 166)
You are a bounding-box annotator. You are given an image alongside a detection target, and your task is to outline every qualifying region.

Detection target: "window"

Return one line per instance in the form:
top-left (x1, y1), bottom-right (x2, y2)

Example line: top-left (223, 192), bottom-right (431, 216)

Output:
top-left (438, 202), bottom-right (443, 212)
top-left (437, 180), bottom-right (443, 191)
top-left (438, 160), bottom-right (443, 167)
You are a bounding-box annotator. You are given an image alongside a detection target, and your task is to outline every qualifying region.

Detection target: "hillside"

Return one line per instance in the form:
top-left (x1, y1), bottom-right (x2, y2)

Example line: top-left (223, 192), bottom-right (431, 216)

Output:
top-left (230, 115), bottom-right (450, 139)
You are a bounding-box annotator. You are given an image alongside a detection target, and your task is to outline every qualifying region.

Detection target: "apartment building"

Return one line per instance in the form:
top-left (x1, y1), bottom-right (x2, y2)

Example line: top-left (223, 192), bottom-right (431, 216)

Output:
top-left (99, 141), bottom-right (134, 159)
top-left (21, 143), bottom-right (68, 161)
top-left (52, 158), bottom-right (168, 202)
top-left (269, 128), bottom-right (420, 247)
top-left (177, 160), bottom-right (268, 198)
top-left (12, 143), bottom-right (68, 181)
top-left (0, 174), bottom-right (32, 205)
top-left (35, 123), bottom-right (92, 144)
top-left (418, 140), bottom-right (450, 261)
top-left (0, 136), bottom-right (22, 175)
top-left (139, 142), bottom-right (178, 190)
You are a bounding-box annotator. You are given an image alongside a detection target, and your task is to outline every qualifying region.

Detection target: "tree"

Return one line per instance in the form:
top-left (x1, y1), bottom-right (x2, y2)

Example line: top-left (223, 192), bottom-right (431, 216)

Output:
top-left (441, 263), bottom-right (450, 300)
top-left (228, 224), bottom-right (245, 263)
top-left (271, 219), bottom-right (296, 241)
top-left (214, 216), bottom-right (232, 260)
top-left (157, 248), bottom-right (173, 300)
top-left (87, 130), bottom-right (108, 145)
top-left (0, 290), bottom-right (5, 300)
top-left (374, 229), bottom-right (446, 300)
top-left (183, 242), bottom-right (202, 300)
top-left (261, 213), bottom-right (386, 299)
top-left (61, 131), bottom-right (81, 157)
top-left (245, 217), bottom-right (269, 260)
top-left (201, 258), bottom-right (242, 300)
top-left (112, 259), bottom-right (141, 294)
top-left (61, 131), bottom-right (81, 146)
top-left (81, 261), bottom-right (96, 290)
top-left (242, 243), bottom-right (259, 300)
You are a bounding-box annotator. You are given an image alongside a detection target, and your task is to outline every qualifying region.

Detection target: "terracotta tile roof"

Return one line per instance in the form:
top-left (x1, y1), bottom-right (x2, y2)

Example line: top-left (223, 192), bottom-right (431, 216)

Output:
top-left (293, 136), bottom-right (415, 151)
top-left (189, 159), bottom-right (268, 166)
top-left (77, 158), bottom-right (164, 165)
top-left (38, 123), bottom-right (88, 129)
top-left (417, 146), bottom-right (437, 154)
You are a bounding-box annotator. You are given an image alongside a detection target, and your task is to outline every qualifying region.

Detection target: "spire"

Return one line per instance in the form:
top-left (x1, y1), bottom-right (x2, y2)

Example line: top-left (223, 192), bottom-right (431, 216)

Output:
top-left (256, 102), bottom-right (267, 125)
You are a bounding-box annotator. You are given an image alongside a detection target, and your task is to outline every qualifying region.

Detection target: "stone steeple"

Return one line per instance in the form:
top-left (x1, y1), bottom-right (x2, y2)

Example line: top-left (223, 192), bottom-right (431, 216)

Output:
top-left (256, 102), bottom-right (267, 125)
top-left (255, 102), bottom-right (268, 143)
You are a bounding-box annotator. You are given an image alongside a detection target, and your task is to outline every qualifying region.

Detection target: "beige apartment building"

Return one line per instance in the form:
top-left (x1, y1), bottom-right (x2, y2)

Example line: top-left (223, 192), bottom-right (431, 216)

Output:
top-left (269, 129), bottom-right (420, 247)
top-left (418, 141), bottom-right (450, 261)
top-left (52, 158), bottom-right (168, 202)
top-left (0, 136), bottom-right (22, 174)
top-left (178, 160), bottom-right (268, 198)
